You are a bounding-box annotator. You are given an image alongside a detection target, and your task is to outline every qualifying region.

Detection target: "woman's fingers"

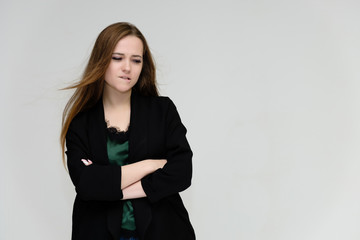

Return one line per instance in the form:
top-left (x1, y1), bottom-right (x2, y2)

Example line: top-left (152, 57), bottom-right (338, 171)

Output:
top-left (81, 159), bottom-right (93, 166)
top-left (156, 159), bottom-right (167, 169)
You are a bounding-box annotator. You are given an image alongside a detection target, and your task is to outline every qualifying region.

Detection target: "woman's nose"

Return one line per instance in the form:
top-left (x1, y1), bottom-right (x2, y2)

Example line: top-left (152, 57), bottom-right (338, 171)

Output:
top-left (122, 60), bottom-right (131, 73)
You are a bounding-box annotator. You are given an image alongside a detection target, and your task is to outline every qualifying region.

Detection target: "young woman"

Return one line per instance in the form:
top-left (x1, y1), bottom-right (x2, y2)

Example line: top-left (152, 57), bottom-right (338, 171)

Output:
top-left (60, 22), bottom-right (195, 240)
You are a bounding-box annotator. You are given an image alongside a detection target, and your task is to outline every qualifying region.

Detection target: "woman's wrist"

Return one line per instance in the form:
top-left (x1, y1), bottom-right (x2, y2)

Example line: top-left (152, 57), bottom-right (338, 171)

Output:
top-left (147, 159), bottom-right (167, 172)
top-left (122, 181), bottom-right (146, 200)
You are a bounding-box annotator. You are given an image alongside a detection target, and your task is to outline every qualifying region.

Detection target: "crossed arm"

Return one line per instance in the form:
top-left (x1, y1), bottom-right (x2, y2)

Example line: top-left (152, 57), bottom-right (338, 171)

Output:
top-left (67, 98), bottom-right (192, 203)
top-left (81, 158), bottom-right (167, 200)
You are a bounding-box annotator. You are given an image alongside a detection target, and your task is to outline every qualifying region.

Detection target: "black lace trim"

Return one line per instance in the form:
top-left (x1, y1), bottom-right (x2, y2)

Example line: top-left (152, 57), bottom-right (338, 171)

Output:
top-left (105, 120), bottom-right (130, 143)
top-left (105, 119), bottom-right (129, 133)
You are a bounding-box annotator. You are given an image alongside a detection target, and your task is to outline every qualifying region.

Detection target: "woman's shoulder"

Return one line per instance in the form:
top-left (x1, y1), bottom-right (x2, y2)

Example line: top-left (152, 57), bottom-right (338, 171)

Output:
top-left (133, 94), bottom-right (180, 120)
top-left (145, 95), bottom-right (178, 112)
top-left (151, 95), bottom-right (172, 104)
top-left (70, 100), bottom-right (102, 126)
top-left (134, 93), bottom-right (173, 107)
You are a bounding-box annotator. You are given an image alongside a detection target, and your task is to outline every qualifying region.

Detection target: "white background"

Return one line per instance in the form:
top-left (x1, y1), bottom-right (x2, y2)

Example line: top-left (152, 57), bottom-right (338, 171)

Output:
top-left (1, 0), bottom-right (360, 239)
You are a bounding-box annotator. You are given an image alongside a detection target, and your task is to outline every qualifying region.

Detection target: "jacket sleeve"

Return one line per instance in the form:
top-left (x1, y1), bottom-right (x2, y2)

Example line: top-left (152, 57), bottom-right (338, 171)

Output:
top-left (141, 98), bottom-right (193, 203)
top-left (65, 116), bottom-right (123, 201)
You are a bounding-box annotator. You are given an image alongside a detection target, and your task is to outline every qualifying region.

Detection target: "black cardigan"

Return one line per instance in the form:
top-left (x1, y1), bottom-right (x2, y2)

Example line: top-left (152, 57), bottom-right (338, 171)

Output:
top-left (65, 93), bottom-right (195, 240)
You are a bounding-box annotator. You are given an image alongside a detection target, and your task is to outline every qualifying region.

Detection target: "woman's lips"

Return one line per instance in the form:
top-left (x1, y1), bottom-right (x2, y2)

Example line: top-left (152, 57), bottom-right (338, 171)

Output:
top-left (119, 76), bottom-right (131, 80)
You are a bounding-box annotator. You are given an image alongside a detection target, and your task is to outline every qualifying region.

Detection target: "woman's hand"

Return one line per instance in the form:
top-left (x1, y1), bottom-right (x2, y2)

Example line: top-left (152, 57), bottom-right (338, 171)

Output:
top-left (80, 158), bottom-right (167, 191)
top-left (149, 159), bottom-right (167, 171)
top-left (81, 159), bottom-right (166, 169)
top-left (121, 160), bottom-right (166, 200)
top-left (81, 159), bottom-right (93, 166)
top-left (121, 159), bottom-right (167, 190)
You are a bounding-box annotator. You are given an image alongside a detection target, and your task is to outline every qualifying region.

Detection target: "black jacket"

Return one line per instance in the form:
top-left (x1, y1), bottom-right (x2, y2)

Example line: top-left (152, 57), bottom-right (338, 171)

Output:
top-left (65, 93), bottom-right (195, 240)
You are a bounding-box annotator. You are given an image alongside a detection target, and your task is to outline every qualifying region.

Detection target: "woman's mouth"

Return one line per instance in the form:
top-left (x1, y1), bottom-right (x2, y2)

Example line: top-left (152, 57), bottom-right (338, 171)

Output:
top-left (119, 76), bottom-right (131, 80)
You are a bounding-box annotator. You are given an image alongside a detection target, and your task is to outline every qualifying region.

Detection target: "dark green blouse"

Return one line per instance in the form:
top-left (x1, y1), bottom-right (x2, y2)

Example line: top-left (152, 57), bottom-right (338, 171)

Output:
top-left (106, 126), bottom-right (136, 231)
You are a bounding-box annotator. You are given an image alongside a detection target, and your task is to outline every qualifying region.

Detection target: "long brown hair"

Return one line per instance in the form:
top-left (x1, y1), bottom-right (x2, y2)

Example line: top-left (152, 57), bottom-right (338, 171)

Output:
top-left (60, 22), bottom-right (158, 165)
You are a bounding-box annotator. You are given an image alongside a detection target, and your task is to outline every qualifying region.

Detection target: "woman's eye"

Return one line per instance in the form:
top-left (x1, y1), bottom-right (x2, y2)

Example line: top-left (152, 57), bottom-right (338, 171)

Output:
top-left (133, 59), bottom-right (142, 64)
top-left (112, 57), bottom-right (122, 61)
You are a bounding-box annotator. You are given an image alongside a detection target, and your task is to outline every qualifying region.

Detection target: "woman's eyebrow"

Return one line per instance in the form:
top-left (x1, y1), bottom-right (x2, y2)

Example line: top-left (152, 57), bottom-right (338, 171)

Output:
top-left (113, 52), bottom-right (142, 58)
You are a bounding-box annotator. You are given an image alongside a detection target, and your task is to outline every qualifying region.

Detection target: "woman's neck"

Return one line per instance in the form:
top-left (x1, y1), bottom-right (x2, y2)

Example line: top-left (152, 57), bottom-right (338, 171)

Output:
top-left (102, 83), bottom-right (132, 109)
top-left (102, 84), bottom-right (132, 131)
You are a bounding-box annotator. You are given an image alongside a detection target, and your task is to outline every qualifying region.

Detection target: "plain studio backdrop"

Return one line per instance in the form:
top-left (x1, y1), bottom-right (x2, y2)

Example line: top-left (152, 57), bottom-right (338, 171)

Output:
top-left (1, 0), bottom-right (360, 239)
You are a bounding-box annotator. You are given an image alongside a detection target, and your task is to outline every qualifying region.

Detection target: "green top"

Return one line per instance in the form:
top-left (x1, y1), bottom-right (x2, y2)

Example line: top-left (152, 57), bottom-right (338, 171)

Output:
top-left (106, 128), bottom-right (136, 231)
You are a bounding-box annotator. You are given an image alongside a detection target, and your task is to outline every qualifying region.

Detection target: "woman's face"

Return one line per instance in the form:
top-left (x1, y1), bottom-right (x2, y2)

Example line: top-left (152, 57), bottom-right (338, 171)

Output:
top-left (104, 35), bottom-right (143, 94)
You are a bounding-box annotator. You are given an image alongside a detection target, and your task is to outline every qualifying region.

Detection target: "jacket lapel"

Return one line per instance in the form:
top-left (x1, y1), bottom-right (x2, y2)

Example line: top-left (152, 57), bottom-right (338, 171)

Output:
top-left (129, 92), bottom-right (149, 163)
top-left (88, 100), bottom-right (109, 165)
top-left (129, 92), bottom-right (152, 239)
